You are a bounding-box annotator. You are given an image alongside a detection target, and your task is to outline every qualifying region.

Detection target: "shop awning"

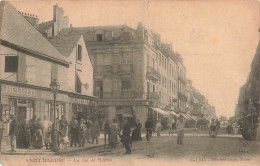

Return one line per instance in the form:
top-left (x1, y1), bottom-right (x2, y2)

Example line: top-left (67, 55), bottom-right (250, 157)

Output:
top-left (169, 111), bottom-right (179, 117)
top-left (95, 109), bottom-right (108, 114)
top-left (181, 112), bottom-right (196, 121)
top-left (149, 107), bottom-right (170, 117)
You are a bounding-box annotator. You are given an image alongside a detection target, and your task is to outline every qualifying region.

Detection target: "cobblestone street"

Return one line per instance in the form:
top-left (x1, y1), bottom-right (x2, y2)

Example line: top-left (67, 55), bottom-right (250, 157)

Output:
top-left (62, 132), bottom-right (259, 160)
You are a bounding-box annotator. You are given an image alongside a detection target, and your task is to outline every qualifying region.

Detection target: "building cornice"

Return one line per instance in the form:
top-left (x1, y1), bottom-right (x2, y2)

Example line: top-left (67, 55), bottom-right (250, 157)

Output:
top-left (0, 39), bottom-right (70, 67)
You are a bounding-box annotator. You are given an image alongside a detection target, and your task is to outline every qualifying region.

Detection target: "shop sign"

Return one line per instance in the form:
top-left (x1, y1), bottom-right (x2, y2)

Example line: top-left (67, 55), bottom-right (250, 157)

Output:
top-left (1, 84), bottom-right (68, 101)
top-left (70, 98), bottom-right (90, 105)
top-left (96, 100), bottom-right (148, 106)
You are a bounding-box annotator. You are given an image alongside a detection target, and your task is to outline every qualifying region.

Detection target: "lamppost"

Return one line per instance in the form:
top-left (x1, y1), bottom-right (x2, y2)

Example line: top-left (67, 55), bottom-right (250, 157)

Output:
top-left (50, 79), bottom-right (60, 151)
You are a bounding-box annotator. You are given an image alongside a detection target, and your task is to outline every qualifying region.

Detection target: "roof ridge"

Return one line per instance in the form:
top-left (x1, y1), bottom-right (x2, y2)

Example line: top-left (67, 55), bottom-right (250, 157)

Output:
top-left (0, 1), bottom-right (68, 64)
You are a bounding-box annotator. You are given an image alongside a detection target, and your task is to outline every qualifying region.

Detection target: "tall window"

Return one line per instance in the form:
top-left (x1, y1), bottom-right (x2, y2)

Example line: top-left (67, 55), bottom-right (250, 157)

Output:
top-left (56, 104), bottom-right (65, 120)
top-left (96, 34), bottom-right (103, 41)
top-left (44, 102), bottom-right (52, 121)
top-left (77, 45), bottom-right (82, 61)
top-left (5, 56), bottom-right (18, 72)
top-left (9, 98), bottom-right (17, 117)
top-left (122, 81), bottom-right (131, 91)
top-left (153, 84), bottom-right (155, 92)
top-left (27, 100), bottom-right (34, 120)
top-left (95, 81), bottom-right (103, 98)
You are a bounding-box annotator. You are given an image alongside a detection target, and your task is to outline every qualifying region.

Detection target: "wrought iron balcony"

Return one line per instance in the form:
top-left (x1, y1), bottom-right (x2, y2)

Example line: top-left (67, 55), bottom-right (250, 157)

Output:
top-left (146, 66), bottom-right (160, 81)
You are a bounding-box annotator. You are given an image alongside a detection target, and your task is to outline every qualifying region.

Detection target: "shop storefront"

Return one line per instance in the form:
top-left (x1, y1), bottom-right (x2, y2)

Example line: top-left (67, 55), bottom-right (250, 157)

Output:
top-left (0, 80), bottom-right (95, 136)
top-left (96, 99), bottom-right (148, 128)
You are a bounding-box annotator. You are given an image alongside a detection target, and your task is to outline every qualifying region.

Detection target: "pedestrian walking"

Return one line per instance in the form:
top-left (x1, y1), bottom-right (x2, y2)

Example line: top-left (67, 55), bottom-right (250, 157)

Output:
top-left (176, 115), bottom-right (185, 145)
top-left (9, 115), bottom-right (19, 152)
top-left (136, 120), bottom-right (142, 141)
top-left (215, 119), bottom-right (220, 136)
top-left (145, 117), bottom-right (153, 142)
top-left (103, 118), bottom-right (110, 148)
top-left (42, 115), bottom-right (52, 149)
top-left (0, 121), bottom-right (4, 152)
top-left (33, 118), bottom-right (44, 148)
top-left (69, 117), bottom-right (79, 147)
top-left (155, 120), bottom-right (162, 137)
top-left (209, 119), bottom-right (216, 137)
top-left (90, 119), bottom-right (100, 144)
top-left (28, 114), bottom-right (37, 147)
top-left (122, 119), bottom-right (131, 154)
top-left (109, 119), bottom-right (119, 149)
top-left (17, 119), bottom-right (31, 148)
top-left (85, 119), bottom-right (92, 143)
top-left (79, 119), bottom-right (87, 147)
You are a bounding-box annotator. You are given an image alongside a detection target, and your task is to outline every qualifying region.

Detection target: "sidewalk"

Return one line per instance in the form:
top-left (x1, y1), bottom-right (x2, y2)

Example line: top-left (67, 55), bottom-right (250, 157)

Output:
top-left (1, 128), bottom-right (236, 155)
top-left (0, 137), bottom-right (104, 155)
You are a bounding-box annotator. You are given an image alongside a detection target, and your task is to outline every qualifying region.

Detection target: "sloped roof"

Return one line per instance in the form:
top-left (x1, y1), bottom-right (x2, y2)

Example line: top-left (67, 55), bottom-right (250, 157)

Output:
top-left (59, 25), bottom-right (138, 42)
top-left (49, 31), bottom-right (82, 57)
top-left (37, 20), bottom-right (54, 34)
top-left (0, 1), bottom-right (68, 65)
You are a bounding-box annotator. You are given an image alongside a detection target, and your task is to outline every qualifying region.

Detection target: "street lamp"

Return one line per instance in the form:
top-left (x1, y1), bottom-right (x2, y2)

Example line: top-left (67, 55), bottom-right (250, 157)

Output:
top-left (50, 79), bottom-right (60, 152)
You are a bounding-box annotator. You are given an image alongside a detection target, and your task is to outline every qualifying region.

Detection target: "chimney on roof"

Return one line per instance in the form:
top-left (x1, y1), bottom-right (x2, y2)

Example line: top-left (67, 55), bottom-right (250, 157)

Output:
top-left (53, 4), bottom-right (69, 36)
top-left (20, 11), bottom-right (39, 28)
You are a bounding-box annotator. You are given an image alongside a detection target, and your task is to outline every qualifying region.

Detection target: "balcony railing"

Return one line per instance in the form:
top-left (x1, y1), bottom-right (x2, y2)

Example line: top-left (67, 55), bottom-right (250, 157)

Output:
top-left (146, 66), bottom-right (160, 80)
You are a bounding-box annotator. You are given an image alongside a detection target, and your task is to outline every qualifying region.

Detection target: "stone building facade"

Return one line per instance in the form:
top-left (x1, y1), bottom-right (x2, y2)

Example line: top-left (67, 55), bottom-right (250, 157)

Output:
top-left (57, 23), bottom-right (183, 127)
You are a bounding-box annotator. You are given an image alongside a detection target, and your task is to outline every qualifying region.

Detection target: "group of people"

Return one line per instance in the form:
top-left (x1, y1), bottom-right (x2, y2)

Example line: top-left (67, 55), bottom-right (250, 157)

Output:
top-left (7, 114), bottom-right (108, 152)
top-left (151, 115), bottom-right (186, 145)
top-left (209, 119), bottom-right (220, 137)
top-left (7, 113), bottom-right (188, 154)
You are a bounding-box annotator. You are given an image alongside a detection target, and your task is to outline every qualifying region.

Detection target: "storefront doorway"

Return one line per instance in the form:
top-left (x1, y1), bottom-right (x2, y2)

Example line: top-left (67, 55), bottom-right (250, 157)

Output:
top-left (17, 106), bottom-right (26, 123)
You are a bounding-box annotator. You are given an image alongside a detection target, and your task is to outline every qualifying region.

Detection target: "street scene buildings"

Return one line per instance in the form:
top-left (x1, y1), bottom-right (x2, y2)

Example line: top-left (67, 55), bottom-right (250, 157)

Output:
top-left (0, 1), bottom-right (259, 161)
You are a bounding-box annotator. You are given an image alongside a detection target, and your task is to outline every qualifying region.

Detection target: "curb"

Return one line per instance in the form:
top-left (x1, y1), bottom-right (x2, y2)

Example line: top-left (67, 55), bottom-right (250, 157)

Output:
top-left (56, 144), bottom-right (103, 156)
top-left (0, 144), bottom-right (103, 156)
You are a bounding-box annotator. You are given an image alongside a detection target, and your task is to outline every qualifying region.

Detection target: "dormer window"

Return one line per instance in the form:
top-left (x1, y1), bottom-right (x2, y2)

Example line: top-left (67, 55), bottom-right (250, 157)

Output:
top-left (77, 45), bottom-right (82, 61)
top-left (96, 34), bottom-right (103, 41)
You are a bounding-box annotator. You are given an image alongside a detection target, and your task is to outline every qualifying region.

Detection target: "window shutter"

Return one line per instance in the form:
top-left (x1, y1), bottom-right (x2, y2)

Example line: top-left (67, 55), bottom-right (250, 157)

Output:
top-left (17, 52), bottom-right (26, 82)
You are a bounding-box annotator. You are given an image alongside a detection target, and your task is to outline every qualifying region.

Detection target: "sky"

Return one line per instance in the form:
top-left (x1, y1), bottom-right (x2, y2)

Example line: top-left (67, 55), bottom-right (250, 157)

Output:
top-left (9, 0), bottom-right (260, 118)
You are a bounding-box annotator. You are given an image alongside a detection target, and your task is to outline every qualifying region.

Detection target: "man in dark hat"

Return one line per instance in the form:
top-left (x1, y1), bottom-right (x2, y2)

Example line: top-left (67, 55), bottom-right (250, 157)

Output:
top-left (79, 119), bottom-right (87, 147)
top-left (145, 117), bottom-right (153, 142)
top-left (176, 115), bottom-right (185, 145)
top-left (122, 119), bottom-right (131, 154)
top-left (9, 115), bottom-right (19, 152)
top-left (69, 117), bottom-right (79, 147)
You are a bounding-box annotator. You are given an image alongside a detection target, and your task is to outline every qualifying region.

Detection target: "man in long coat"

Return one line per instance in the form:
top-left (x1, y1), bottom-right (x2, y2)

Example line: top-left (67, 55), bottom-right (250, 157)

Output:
top-left (90, 119), bottom-right (100, 144)
top-left (176, 115), bottom-right (185, 144)
top-left (122, 119), bottom-right (131, 154)
top-left (9, 115), bottom-right (19, 152)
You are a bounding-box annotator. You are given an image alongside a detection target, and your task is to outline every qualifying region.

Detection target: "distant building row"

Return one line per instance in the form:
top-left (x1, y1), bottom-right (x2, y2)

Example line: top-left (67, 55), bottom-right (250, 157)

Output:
top-left (0, 2), bottom-right (216, 130)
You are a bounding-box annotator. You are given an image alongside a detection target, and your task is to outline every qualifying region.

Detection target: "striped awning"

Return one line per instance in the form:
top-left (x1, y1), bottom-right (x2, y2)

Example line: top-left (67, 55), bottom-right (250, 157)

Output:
top-left (180, 112), bottom-right (196, 121)
top-left (149, 107), bottom-right (170, 117)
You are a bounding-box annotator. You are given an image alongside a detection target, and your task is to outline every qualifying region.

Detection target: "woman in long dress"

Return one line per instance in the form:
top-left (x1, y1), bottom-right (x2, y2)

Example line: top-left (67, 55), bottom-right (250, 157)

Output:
top-left (34, 118), bottom-right (44, 148)
top-left (109, 119), bottom-right (119, 148)
top-left (90, 119), bottom-right (100, 144)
